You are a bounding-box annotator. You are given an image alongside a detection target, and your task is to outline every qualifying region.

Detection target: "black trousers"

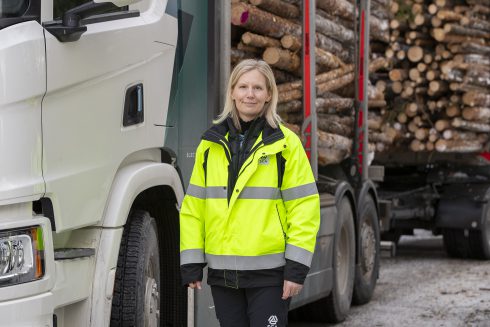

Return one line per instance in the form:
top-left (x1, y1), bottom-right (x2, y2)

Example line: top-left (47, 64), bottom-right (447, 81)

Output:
top-left (211, 285), bottom-right (291, 327)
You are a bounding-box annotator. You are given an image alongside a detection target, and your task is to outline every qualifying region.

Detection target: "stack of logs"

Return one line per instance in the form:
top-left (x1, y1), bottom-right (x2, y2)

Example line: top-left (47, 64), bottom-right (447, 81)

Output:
top-left (231, 0), bottom-right (490, 165)
top-left (231, 0), bottom-right (390, 165)
top-left (384, 0), bottom-right (490, 153)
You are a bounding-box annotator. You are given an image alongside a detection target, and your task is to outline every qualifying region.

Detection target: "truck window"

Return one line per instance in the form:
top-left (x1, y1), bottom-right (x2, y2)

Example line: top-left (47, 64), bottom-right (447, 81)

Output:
top-left (53, 0), bottom-right (127, 19)
top-left (0, 0), bottom-right (29, 18)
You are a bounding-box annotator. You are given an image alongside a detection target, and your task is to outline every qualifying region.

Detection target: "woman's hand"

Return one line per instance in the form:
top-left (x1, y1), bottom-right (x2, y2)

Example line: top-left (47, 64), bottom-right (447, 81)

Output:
top-left (282, 280), bottom-right (303, 299)
top-left (188, 281), bottom-right (202, 289)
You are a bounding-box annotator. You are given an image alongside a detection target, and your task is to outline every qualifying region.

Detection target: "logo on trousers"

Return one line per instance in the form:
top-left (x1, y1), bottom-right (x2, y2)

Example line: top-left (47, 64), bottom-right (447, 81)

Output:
top-left (267, 315), bottom-right (278, 326)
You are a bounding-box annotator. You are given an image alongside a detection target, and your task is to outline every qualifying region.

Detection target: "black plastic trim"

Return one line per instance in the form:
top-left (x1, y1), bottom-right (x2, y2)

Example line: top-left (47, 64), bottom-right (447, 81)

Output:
top-left (123, 83), bottom-right (144, 127)
top-left (54, 248), bottom-right (95, 260)
top-left (81, 10), bottom-right (139, 25)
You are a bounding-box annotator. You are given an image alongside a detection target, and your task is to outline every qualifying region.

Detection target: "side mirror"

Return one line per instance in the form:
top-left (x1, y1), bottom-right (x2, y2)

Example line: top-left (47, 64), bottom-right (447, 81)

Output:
top-left (44, 1), bottom-right (139, 42)
top-left (94, 0), bottom-right (142, 6)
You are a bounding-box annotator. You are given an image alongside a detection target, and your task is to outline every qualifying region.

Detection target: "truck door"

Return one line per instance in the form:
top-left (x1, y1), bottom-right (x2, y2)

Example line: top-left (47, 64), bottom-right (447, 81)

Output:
top-left (42, 0), bottom-right (177, 231)
top-left (0, 1), bottom-right (45, 203)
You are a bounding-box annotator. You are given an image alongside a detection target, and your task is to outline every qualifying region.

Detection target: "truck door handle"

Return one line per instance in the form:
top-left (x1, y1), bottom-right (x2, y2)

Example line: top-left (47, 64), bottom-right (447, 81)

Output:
top-left (123, 84), bottom-right (144, 127)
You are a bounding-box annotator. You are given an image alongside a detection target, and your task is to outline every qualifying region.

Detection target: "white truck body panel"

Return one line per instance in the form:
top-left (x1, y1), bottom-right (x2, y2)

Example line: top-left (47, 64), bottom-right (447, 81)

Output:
top-left (0, 21), bottom-right (45, 205)
top-left (41, 1), bottom-right (177, 232)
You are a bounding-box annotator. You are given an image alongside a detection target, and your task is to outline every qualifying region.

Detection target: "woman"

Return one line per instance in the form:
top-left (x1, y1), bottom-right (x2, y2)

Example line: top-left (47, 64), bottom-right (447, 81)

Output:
top-left (180, 59), bottom-right (320, 327)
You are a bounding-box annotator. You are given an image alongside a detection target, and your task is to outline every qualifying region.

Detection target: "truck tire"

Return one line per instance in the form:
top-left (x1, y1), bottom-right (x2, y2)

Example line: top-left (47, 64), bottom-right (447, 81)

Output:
top-left (353, 195), bottom-right (380, 305)
top-left (443, 204), bottom-right (490, 260)
top-left (111, 210), bottom-right (160, 327)
top-left (324, 196), bottom-right (356, 322)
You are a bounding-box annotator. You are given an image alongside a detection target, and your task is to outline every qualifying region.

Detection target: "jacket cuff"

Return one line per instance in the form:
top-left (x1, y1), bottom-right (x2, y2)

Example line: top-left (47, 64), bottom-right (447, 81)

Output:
top-left (284, 259), bottom-right (310, 284)
top-left (181, 263), bottom-right (206, 286)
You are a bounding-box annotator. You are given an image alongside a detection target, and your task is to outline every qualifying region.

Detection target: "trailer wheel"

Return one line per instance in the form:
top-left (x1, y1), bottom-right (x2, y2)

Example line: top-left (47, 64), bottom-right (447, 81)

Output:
top-left (324, 196), bottom-right (356, 322)
top-left (353, 195), bottom-right (380, 305)
top-left (111, 210), bottom-right (160, 327)
top-left (443, 204), bottom-right (490, 260)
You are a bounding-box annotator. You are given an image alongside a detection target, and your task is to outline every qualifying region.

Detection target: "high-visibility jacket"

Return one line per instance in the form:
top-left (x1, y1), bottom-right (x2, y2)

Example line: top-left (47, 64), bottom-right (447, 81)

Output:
top-left (180, 119), bottom-right (320, 272)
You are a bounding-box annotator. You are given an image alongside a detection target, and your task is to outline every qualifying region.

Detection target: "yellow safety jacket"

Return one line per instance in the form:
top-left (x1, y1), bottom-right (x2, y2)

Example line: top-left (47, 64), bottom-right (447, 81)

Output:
top-left (180, 120), bottom-right (320, 271)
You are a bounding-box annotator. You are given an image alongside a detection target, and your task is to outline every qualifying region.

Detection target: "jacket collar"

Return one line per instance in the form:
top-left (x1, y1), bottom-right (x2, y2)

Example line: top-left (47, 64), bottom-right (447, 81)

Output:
top-left (202, 116), bottom-right (284, 145)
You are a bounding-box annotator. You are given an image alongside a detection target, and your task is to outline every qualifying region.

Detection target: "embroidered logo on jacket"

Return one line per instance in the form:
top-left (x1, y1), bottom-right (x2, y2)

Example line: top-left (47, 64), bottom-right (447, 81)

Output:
top-left (258, 155), bottom-right (269, 165)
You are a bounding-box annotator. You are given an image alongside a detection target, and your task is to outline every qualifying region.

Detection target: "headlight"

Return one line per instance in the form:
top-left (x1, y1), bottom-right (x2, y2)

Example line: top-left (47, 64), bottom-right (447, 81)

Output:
top-left (0, 226), bottom-right (45, 286)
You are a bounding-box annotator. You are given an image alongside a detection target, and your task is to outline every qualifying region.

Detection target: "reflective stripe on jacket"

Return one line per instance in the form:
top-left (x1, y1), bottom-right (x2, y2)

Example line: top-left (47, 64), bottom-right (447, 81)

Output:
top-left (180, 123), bottom-right (320, 271)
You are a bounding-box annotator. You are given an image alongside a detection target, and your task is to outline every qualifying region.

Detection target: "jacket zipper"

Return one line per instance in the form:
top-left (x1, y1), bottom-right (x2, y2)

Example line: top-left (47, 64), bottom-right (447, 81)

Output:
top-left (275, 204), bottom-right (286, 241)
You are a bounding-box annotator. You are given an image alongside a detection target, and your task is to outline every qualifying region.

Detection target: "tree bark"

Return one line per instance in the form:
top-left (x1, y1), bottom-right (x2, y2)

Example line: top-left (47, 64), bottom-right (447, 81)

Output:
top-left (318, 114), bottom-right (354, 137)
top-left (277, 100), bottom-right (302, 113)
top-left (452, 118), bottom-right (490, 133)
top-left (463, 91), bottom-right (490, 107)
top-left (435, 139), bottom-right (483, 153)
top-left (249, 0), bottom-right (300, 19)
top-left (462, 107), bottom-right (490, 122)
top-left (278, 89), bottom-right (302, 103)
top-left (231, 3), bottom-right (301, 38)
top-left (316, 97), bottom-right (354, 113)
top-left (315, 47), bottom-right (345, 69)
top-left (241, 32), bottom-right (281, 48)
top-left (315, 14), bottom-right (354, 44)
top-left (281, 34), bottom-right (302, 51)
top-left (263, 47), bottom-right (301, 73)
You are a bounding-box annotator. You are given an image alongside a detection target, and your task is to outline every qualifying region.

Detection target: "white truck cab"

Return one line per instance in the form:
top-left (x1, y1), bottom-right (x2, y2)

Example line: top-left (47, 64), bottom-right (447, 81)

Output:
top-left (0, 0), bottom-right (186, 325)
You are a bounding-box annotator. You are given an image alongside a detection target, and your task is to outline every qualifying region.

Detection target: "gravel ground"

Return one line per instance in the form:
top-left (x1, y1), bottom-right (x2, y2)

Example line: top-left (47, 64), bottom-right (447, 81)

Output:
top-left (290, 230), bottom-right (490, 327)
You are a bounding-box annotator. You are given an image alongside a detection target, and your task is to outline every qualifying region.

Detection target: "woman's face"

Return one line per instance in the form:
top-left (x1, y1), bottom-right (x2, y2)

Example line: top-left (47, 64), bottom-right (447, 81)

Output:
top-left (232, 69), bottom-right (271, 122)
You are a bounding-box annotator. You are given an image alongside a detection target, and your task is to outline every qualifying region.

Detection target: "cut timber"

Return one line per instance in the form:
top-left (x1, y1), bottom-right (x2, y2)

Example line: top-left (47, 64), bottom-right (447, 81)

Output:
top-left (231, 48), bottom-right (256, 64)
top-left (249, 0), bottom-right (300, 19)
top-left (443, 23), bottom-right (490, 39)
top-left (263, 47), bottom-right (300, 73)
top-left (462, 107), bottom-right (490, 122)
top-left (407, 46), bottom-right (424, 63)
top-left (435, 119), bottom-right (451, 131)
top-left (318, 114), bottom-right (354, 137)
top-left (436, 9), bottom-right (464, 21)
top-left (446, 105), bottom-right (461, 118)
top-left (316, 34), bottom-right (350, 62)
top-left (272, 68), bottom-right (296, 84)
top-left (315, 14), bottom-right (354, 44)
top-left (277, 100), bottom-right (302, 113)
top-left (278, 89), bottom-right (302, 103)
top-left (435, 139), bottom-right (483, 153)
top-left (316, 64), bottom-right (355, 84)
top-left (410, 139), bottom-right (426, 152)
top-left (237, 42), bottom-right (261, 54)
top-left (281, 34), bottom-right (302, 51)
top-left (389, 69), bottom-right (408, 81)
top-left (316, 97), bottom-right (354, 113)
top-left (442, 130), bottom-right (478, 141)
top-left (452, 118), bottom-right (490, 133)
top-left (316, 0), bottom-right (353, 20)
top-left (317, 57), bottom-right (387, 93)
top-left (463, 91), bottom-right (490, 107)
top-left (241, 32), bottom-right (281, 48)
top-left (317, 130), bottom-right (352, 166)
top-left (315, 47), bottom-right (344, 69)
top-left (231, 3), bottom-right (301, 38)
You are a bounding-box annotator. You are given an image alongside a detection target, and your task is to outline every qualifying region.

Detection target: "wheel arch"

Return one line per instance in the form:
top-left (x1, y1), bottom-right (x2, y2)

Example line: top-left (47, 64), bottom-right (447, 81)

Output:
top-left (102, 161), bottom-right (184, 228)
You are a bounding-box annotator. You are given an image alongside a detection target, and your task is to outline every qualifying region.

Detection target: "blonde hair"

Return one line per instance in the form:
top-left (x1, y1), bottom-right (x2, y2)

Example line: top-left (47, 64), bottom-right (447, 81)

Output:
top-left (214, 59), bottom-right (281, 130)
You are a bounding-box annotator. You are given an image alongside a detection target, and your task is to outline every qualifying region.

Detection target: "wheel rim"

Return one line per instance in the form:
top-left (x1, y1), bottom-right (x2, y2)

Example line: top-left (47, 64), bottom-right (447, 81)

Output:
top-left (144, 276), bottom-right (159, 327)
top-left (144, 250), bottom-right (160, 327)
top-left (360, 219), bottom-right (376, 279)
top-left (337, 221), bottom-right (351, 293)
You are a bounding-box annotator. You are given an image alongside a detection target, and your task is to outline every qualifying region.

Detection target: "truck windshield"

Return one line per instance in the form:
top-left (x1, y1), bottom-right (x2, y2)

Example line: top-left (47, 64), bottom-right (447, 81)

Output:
top-left (0, 0), bottom-right (29, 18)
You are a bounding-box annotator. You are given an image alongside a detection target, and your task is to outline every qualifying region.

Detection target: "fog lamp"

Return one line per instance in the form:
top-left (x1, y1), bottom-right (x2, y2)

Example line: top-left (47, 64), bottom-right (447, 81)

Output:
top-left (0, 226), bottom-right (44, 286)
